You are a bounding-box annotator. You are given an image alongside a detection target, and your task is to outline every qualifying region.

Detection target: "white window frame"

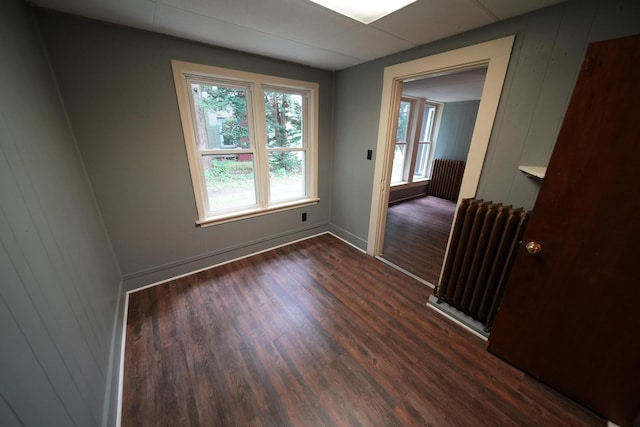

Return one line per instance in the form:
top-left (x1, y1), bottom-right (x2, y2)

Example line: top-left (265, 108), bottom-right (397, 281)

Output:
top-left (390, 98), bottom-right (414, 184)
top-left (391, 96), bottom-right (441, 186)
top-left (413, 100), bottom-right (441, 180)
top-left (171, 60), bottom-right (319, 226)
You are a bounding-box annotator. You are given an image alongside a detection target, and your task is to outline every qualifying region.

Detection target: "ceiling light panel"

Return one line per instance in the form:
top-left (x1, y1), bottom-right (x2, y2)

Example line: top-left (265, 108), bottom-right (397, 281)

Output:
top-left (308, 0), bottom-right (417, 24)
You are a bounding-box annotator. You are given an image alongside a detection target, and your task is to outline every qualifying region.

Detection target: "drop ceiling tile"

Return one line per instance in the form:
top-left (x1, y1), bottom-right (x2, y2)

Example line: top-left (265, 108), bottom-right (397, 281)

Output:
top-left (32, 0), bottom-right (156, 30)
top-left (282, 14), bottom-right (415, 62)
top-left (371, 0), bottom-right (495, 45)
top-left (31, 0), bottom-right (572, 71)
top-left (157, 0), bottom-right (313, 30)
top-left (154, 5), bottom-right (361, 69)
top-left (478, 0), bottom-right (567, 20)
top-left (156, 0), bottom-right (413, 62)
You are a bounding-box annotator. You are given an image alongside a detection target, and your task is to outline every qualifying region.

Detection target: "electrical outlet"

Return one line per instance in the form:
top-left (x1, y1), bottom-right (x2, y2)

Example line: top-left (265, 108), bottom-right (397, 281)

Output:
top-left (301, 212), bottom-right (307, 222)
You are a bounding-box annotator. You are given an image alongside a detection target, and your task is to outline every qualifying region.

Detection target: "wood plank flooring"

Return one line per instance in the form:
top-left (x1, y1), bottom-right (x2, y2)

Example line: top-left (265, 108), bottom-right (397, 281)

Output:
top-left (122, 233), bottom-right (604, 426)
top-left (383, 196), bottom-right (456, 285)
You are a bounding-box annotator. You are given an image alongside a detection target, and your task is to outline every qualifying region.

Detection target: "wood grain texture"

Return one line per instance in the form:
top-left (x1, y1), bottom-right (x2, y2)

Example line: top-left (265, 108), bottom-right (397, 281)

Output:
top-left (488, 34), bottom-right (640, 427)
top-left (383, 196), bottom-right (456, 285)
top-left (122, 233), bottom-right (604, 427)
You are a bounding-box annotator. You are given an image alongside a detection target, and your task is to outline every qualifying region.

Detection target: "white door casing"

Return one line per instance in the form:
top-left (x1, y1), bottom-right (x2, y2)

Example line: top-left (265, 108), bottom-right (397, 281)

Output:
top-left (367, 36), bottom-right (516, 276)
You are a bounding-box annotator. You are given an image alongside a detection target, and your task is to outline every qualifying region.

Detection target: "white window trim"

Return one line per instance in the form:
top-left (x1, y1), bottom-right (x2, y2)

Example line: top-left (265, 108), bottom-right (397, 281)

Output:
top-left (416, 99), bottom-right (442, 180)
top-left (390, 97), bottom-right (442, 187)
top-left (171, 60), bottom-right (319, 226)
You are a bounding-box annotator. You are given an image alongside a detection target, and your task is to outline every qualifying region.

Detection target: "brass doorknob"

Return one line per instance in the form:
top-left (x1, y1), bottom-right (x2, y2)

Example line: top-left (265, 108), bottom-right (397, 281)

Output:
top-left (525, 241), bottom-right (542, 254)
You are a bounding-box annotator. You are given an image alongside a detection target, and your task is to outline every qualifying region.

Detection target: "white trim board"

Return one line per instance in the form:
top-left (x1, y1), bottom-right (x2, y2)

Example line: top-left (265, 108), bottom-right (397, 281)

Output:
top-left (367, 36), bottom-right (516, 266)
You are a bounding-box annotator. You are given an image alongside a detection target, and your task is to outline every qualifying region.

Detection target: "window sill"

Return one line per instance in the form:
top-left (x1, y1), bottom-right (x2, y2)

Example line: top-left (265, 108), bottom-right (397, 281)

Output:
top-left (196, 198), bottom-right (320, 227)
top-left (390, 180), bottom-right (429, 191)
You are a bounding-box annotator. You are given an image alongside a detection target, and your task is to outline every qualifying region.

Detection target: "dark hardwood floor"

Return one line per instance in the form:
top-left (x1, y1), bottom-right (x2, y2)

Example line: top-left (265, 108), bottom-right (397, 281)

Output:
top-left (383, 196), bottom-right (456, 285)
top-left (122, 233), bottom-right (604, 426)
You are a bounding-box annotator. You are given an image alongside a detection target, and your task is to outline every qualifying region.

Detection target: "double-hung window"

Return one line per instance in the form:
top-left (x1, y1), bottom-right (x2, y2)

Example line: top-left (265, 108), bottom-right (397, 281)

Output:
top-left (172, 60), bottom-right (319, 226)
top-left (391, 99), bottom-right (412, 183)
top-left (391, 97), bottom-right (440, 185)
top-left (413, 103), bottom-right (437, 179)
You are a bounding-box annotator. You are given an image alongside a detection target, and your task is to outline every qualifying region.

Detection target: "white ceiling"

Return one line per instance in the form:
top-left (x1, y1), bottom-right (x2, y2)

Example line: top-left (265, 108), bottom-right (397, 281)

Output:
top-left (30, 0), bottom-right (566, 71)
top-left (403, 67), bottom-right (488, 103)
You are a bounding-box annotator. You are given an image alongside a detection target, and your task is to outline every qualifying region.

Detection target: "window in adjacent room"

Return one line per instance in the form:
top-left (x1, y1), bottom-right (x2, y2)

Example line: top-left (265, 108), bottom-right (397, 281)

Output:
top-left (413, 103), bottom-right (437, 179)
top-left (172, 60), bottom-right (319, 226)
top-left (390, 97), bottom-right (440, 185)
top-left (391, 99), bottom-right (412, 183)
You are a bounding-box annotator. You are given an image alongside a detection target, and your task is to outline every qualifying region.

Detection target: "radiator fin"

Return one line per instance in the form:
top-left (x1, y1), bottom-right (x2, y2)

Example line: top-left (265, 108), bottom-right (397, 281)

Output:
top-left (436, 198), bottom-right (529, 330)
top-left (430, 159), bottom-right (465, 201)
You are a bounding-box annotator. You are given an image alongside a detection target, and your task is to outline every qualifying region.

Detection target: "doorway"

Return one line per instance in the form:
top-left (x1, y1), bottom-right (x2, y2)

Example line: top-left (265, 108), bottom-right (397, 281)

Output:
top-left (367, 36), bottom-right (515, 287)
top-left (381, 68), bottom-right (486, 285)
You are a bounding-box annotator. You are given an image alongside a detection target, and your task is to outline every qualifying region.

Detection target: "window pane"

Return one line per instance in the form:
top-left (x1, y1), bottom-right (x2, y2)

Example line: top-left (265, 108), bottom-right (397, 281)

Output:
top-left (202, 155), bottom-right (256, 212)
top-left (265, 91), bottom-right (304, 149)
top-left (413, 142), bottom-right (431, 179)
top-left (396, 101), bottom-right (411, 142)
top-left (391, 144), bottom-right (406, 183)
top-left (420, 105), bottom-right (436, 142)
top-left (190, 83), bottom-right (250, 150)
top-left (269, 151), bottom-right (305, 202)
top-left (174, 61), bottom-right (319, 224)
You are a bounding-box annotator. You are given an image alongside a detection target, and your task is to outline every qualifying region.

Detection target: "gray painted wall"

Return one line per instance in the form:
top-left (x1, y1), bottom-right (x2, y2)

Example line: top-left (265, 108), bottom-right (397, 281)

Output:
top-left (0, 1), bottom-right (122, 426)
top-left (5, 1), bottom-right (638, 423)
top-left (387, 100), bottom-right (479, 204)
top-left (330, 0), bottom-right (640, 248)
top-left (434, 101), bottom-right (480, 162)
top-left (35, 10), bottom-right (335, 290)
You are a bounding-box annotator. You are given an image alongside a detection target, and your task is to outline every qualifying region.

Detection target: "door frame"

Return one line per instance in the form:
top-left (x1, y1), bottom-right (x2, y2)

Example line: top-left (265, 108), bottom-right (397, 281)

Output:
top-left (367, 36), bottom-right (516, 265)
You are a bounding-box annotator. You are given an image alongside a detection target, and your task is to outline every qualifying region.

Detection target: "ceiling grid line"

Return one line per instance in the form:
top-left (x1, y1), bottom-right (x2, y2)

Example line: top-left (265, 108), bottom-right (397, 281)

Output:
top-left (29, 0), bottom-right (568, 70)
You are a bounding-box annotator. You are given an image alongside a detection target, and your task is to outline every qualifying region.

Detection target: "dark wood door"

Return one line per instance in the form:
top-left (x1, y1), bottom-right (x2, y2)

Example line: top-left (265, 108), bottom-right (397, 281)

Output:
top-left (487, 34), bottom-right (640, 427)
